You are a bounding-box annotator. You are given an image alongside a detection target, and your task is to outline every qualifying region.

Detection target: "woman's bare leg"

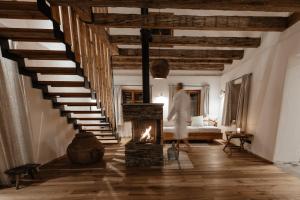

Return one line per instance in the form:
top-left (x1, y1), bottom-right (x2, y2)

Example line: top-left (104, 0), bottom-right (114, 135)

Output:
top-left (176, 139), bottom-right (180, 149)
top-left (183, 139), bottom-right (191, 152)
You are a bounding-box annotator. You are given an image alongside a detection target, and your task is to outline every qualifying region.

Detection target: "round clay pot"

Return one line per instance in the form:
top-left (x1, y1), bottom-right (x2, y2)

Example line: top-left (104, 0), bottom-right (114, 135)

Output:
top-left (67, 132), bottom-right (105, 165)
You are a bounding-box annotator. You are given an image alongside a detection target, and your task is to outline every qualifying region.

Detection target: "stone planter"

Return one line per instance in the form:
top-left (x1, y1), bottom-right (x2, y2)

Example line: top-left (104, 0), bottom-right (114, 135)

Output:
top-left (67, 132), bottom-right (105, 165)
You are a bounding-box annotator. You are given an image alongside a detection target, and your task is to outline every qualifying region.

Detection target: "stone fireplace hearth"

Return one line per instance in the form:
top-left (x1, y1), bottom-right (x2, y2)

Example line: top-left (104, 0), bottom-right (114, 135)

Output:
top-left (123, 103), bottom-right (164, 167)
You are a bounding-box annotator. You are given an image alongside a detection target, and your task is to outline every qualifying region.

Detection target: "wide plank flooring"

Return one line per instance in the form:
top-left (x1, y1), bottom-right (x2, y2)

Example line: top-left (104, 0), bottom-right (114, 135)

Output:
top-left (1, 142), bottom-right (300, 200)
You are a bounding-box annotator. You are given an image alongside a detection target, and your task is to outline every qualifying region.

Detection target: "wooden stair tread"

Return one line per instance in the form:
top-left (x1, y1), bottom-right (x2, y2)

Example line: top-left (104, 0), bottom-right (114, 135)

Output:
top-left (47, 92), bottom-right (92, 98)
top-left (76, 119), bottom-right (108, 122)
top-left (62, 110), bottom-right (102, 114)
top-left (79, 122), bottom-right (110, 126)
top-left (26, 67), bottom-right (77, 75)
top-left (0, 1), bottom-right (46, 20)
top-left (92, 130), bottom-right (113, 133)
top-left (0, 1), bottom-right (40, 11)
top-left (76, 119), bottom-right (107, 122)
top-left (9, 50), bottom-right (68, 60)
top-left (38, 81), bottom-right (85, 87)
top-left (95, 136), bottom-right (117, 140)
top-left (0, 10), bottom-right (47, 20)
top-left (55, 102), bottom-right (97, 106)
top-left (99, 140), bottom-right (119, 144)
top-left (74, 117), bottom-right (106, 120)
top-left (93, 133), bottom-right (114, 136)
top-left (0, 28), bottom-right (56, 42)
top-left (81, 128), bottom-right (112, 131)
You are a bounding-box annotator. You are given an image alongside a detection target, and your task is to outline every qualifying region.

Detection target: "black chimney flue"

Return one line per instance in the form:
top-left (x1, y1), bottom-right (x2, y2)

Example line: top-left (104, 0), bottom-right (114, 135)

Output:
top-left (141, 8), bottom-right (151, 103)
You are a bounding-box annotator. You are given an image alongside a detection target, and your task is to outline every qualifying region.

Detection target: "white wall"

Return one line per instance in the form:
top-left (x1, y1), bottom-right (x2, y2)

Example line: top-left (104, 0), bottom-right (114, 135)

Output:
top-left (114, 74), bottom-right (221, 121)
top-left (274, 56), bottom-right (300, 163)
top-left (220, 22), bottom-right (300, 161)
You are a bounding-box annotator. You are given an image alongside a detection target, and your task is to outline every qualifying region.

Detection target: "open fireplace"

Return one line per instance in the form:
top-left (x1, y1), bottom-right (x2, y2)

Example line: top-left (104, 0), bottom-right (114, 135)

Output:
top-left (123, 103), bottom-right (164, 167)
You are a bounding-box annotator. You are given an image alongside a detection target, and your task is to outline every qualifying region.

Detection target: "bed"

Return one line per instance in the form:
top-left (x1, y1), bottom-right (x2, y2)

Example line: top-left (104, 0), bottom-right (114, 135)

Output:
top-left (163, 117), bottom-right (222, 142)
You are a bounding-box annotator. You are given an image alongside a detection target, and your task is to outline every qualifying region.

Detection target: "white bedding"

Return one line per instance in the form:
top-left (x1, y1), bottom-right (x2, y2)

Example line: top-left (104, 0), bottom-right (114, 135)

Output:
top-left (163, 126), bottom-right (221, 133)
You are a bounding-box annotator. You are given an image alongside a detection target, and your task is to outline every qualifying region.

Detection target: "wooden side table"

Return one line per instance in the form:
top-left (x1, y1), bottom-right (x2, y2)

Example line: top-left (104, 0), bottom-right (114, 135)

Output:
top-left (5, 163), bottom-right (40, 190)
top-left (223, 132), bottom-right (253, 155)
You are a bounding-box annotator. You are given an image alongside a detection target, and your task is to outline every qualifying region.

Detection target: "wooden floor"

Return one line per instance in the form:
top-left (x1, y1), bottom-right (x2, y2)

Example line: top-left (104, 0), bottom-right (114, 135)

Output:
top-left (1, 142), bottom-right (300, 200)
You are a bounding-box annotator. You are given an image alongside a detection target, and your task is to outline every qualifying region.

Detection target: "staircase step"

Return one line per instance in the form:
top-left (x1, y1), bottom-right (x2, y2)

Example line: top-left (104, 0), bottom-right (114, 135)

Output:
top-left (47, 87), bottom-right (91, 98)
top-left (39, 80), bottom-right (85, 87)
top-left (75, 119), bottom-right (107, 123)
top-left (26, 67), bottom-right (77, 75)
top-left (61, 105), bottom-right (101, 114)
top-left (81, 126), bottom-right (111, 131)
top-left (74, 115), bottom-right (106, 119)
top-left (47, 92), bottom-right (92, 98)
top-left (93, 132), bottom-right (114, 136)
top-left (9, 50), bottom-right (68, 60)
top-left (0, 28), bottom-right (57, 42)
top-left (95, 136), bottom-right (117, 140)
top-left (62, 110), bottom-right (102, 114)
top-left (99, 139), bottom-right (119, 144)
top-left (77, 123), bottom-right (110, 127)
top-left (92, 130), bottom-right (113, 133)
top-left (0, 1), bottom-right (47, 20)
top-left (55, 101), bottom-right (97, 106)
top-left (68, 113), bottom-right (104, 119)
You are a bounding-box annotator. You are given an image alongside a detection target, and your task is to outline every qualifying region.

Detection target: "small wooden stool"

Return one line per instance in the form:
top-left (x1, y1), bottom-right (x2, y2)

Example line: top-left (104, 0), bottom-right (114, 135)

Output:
top-left (5, 163), bottom-right (40, 189)
top-left (223, 132), bottom-right (253, 155)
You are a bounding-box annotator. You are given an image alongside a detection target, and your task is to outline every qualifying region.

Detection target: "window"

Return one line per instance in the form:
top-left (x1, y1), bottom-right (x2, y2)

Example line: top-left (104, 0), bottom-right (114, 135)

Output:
top-left (185, 90), bottom-right (201, 116)
top-left (122, 90), bottom-right (143, 104)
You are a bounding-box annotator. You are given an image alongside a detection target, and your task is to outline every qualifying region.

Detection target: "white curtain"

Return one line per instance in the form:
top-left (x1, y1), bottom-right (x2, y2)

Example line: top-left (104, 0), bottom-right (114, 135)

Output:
top-left (168, 85), bottom-right (176, 113)
top-left (113, 86), bottom-right (123, 130)
top-left (236, 74), bottom-right (251, 131)
top-left (0, 56), bottom-right (34, 185)
top-left (222, 81), bottom-right (234, 126)
top-left (202, 85), bottom-right (210, 117)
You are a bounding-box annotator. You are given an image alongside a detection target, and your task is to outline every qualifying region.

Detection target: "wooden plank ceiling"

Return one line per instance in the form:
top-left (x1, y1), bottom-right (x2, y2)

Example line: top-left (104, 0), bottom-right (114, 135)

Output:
top-left (50, 0), bottom-right (300, 71)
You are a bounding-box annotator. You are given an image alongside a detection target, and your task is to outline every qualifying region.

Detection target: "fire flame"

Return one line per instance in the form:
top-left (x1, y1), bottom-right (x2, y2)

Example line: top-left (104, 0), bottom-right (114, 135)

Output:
top-left (140, 126), bottom-right (152, 142)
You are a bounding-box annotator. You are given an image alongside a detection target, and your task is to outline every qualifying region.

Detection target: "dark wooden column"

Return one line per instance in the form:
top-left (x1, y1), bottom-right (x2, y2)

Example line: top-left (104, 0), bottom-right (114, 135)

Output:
top-left (140, 8), bottom-right (151, 103)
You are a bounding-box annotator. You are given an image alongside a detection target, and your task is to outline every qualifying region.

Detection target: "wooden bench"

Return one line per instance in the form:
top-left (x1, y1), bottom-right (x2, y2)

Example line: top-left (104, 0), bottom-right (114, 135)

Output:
top-left (5, 163), bottom-right (40, 189)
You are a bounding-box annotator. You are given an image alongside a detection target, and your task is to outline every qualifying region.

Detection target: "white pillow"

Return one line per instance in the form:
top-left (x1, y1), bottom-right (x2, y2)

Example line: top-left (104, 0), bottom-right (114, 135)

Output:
top-left (191, 116), bottom-right (204, 127)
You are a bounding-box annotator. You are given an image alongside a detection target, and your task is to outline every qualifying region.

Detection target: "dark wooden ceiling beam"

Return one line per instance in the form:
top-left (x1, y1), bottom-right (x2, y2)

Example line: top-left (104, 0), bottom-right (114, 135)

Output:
top-left (112, 57), bottom-right (233, 64)
top-left (113, 63), bottom-right (224, 71)
top-left (50, 0), bottom-right (300, 12)
top-left (111, 35), bottom-right (261, 48)
top-left (118, 48), bottom-right (244, 60)
top-left (93, 13), bottom-right (288, 32)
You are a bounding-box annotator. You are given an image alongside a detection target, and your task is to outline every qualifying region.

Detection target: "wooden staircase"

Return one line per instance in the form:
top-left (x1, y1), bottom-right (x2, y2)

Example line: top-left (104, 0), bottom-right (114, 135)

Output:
top-left (0, 1), bottom-right (119, 144)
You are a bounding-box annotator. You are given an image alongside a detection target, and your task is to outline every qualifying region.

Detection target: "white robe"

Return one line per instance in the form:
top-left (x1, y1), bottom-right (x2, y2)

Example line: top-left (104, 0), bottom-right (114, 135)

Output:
top-left (167, 90), bottom-right (191, 139)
